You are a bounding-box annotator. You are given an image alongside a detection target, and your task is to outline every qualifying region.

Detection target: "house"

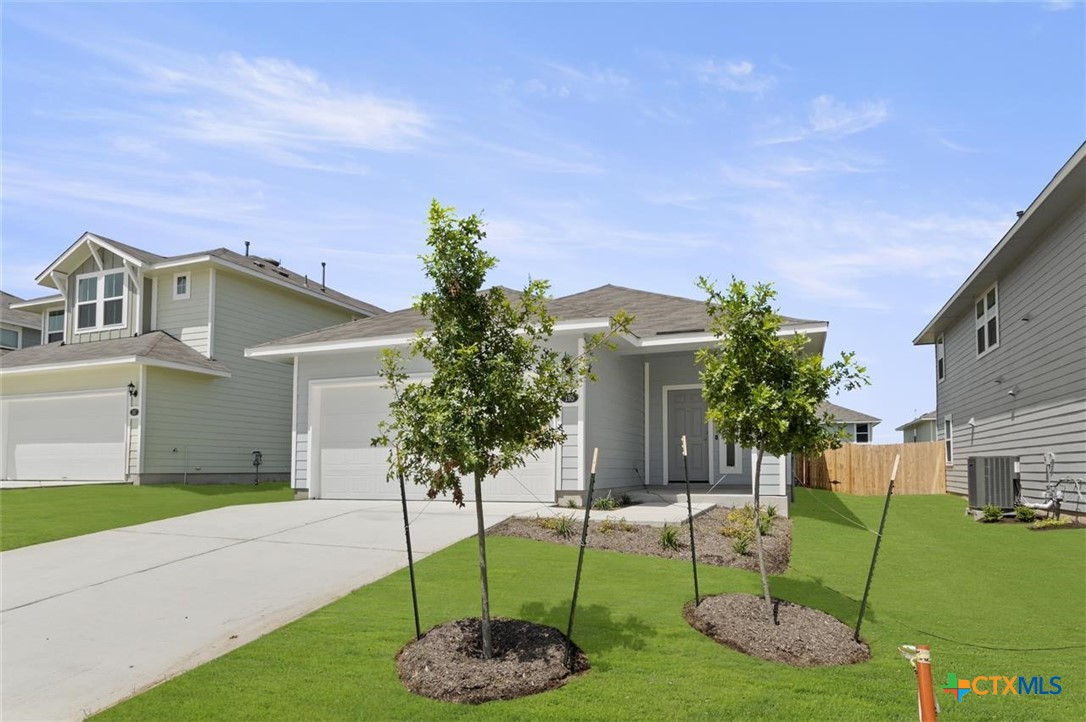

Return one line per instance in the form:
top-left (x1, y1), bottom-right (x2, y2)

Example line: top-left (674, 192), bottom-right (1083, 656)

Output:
top-left (895, 411), bottom-right (937, 443)
top-left (247, 284), bottom-right (830, 510)
top-left (817, 401), bottom-right (880, 444)
top-left (913, 143), bottom-right (1085, 513)
top-left (1, 292), bottom-right (44, 352)
top-left (0, 232), bottom-right (382, 485)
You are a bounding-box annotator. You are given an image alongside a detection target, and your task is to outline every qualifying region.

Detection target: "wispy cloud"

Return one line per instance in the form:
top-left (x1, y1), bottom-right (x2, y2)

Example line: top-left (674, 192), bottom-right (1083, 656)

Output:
top-left (694, 58), bottom-right (775, 94)
top-left (808, 95), bottom-right (889, 137)
top-left (757, 95), bottom-right (889, 145)
top-left (138, 52), bottom-right (429, 159)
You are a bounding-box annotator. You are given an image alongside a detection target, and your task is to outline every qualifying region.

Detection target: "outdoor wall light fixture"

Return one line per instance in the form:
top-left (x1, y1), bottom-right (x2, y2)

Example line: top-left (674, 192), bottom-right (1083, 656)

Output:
top-left (967, 417), bottom-right (976, 427)
top-left (1007, 386), bottom-right (1019, 397)
top-left (127, 382), bottom-right (139, 398)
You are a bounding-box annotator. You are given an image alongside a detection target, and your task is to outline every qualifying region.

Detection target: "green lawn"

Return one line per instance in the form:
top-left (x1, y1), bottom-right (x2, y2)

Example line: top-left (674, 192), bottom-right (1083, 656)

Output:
top-left (0, 482), bottom-right (292, 550)
top-left (96, 491), bottom-right (1085, 721)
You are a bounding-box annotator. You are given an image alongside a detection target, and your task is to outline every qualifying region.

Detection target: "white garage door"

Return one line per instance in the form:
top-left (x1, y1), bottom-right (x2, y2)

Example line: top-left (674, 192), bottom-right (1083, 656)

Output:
top-left (313, 382), bottom-right (556, 502)
top-left (1, 391), bottom-right (128, 481)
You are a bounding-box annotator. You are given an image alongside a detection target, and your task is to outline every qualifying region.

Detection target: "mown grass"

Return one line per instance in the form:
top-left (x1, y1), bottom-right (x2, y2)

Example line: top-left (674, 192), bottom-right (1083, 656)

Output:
top-left (0, 482), bottom-right (292, 550)
top-left (96, 491), bottom-right (1084, 721)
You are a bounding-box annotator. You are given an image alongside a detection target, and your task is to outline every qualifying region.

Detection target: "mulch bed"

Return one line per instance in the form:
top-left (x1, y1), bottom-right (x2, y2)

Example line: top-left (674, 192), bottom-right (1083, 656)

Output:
top-left (397, 618), bottom-right (588, 704)
top-left (489, 506), bottom-right (792, 574)
top-left (684, 593), bottom-right (871, 667)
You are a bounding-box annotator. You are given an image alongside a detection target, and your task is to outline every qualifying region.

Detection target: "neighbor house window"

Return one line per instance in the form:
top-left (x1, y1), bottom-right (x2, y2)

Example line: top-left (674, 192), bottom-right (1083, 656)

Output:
top-left (936, 334), bottom-right (945, 382)
top-left (46, 310), bottom-right (64, 343)
top-left (944, 416), bottom-right (953, 465)
top-left (0, 327), bottom-right (19, 349)
top-left (975, 283), bottom-right (999, 356)
top-left (173, 273), bottom-right (190, 300)
top-left (76, 270), bottom-right (126, 331)
top-left (855, 423), bottom-right (870, 443)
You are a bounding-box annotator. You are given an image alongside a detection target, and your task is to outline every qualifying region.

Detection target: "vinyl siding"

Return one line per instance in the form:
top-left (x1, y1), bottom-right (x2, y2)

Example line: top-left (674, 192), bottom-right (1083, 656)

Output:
top-left (559, 405), bottom-right (580, 490)
top-left (68, 249), bottom-right (138, 343)
top-left (154, 268), bottom-right (210, 355)
top-left (142, 270), bottom-right (357, 476)
top-left (582, 347), bottom-right (644, 490)
top-left (937, 198), bottom-right (1086, 511)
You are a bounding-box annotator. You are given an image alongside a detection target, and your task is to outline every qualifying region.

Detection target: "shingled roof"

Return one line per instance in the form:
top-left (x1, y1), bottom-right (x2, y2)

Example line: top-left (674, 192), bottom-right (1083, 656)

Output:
top-left (0, 331), bottom-right (230, 376)
top-left (817, 401), bottom-right (881, 425)
top-left (1, 292), bottom-right (43, 329)
top-left (253, 283), bottom-right (824, 351)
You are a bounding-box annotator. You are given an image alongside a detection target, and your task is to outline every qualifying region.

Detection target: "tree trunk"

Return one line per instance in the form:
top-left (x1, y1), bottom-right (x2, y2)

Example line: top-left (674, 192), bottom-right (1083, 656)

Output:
top-left (752, 446), bottom-right (774, 623)
top-left (473, 468), bottom-right (493, 659)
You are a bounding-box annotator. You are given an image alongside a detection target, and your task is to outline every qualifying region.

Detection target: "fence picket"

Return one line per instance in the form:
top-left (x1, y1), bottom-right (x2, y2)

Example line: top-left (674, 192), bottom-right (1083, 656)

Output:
top-left (797, 441), bottom-right (945, 495)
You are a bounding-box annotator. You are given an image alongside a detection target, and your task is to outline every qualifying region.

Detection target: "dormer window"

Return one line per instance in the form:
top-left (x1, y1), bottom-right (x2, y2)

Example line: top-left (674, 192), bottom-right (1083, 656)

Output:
top-left (76, 270), bottom-right (126, 332)
top-left (173, 273), bottom-right (190, 300)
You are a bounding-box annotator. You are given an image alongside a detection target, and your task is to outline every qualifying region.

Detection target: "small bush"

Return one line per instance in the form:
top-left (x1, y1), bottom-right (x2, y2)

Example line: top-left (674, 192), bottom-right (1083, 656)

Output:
top-left (980, 505), bottom-right (1004, 523)
top-left (564, 497), bottom-right (580, 509)
top-left (618, 517), bottom-right (636, 533)
top-left (619, 493), bottom-right (633, 506)
top-left (758, 512), bottom-right (773, 536)
top-left (1031, 517), bottom-right (1072, 530)
top-left (731, 530), bottom-right (753, 556)
top-left (592, 492), bottom-right (619, 511)
top-left (659, 524), bottom-right (683, 551)
top-left (1014, 506), bottom-right (1037, 523)
top-left (541, 514), bottom-right (577, 539)
top-left (598, 518), bottom-right (616, 535)
top-left (765, 505), bottom-right (779, 521)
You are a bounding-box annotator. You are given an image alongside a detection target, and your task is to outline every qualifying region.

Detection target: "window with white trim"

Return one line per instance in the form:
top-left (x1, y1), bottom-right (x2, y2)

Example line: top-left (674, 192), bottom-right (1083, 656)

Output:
top-left (173, 273), bottom-right (190, 300)
top-left (721, 439), bottom-right (741, 473)
top-left (944, 416), bottom-right (953, 465)
top-left (0, 327), bottom-right (19, 349)
top-left (46, 309), bottom-right (64, 343)
top-left (75, 270), bottom-right (126, 332)
top-left (975, 283), bottom-right (999, 356)
top-left (855, 423), bottom-right (870, 443)
top-left (936, 334), bottom-right (945, 382)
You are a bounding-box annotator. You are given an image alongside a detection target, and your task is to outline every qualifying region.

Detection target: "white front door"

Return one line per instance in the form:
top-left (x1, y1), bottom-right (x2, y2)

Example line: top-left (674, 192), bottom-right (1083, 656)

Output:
top-left (311, 381), bottom-right (556, 502)
top-left (1, 391), bottom-right (128, 481)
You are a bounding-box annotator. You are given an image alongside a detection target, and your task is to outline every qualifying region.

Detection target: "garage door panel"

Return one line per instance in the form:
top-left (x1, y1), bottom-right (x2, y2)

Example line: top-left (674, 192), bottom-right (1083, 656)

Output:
top-left (2, 392), bottom-right (127, 481)
top-left (313, 383), bottom-right (555, 502)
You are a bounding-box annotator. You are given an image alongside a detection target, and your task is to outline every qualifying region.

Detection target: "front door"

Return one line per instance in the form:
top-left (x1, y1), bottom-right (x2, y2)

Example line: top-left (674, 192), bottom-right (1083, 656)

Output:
top-left (667, 388), bottom-right (709, 482)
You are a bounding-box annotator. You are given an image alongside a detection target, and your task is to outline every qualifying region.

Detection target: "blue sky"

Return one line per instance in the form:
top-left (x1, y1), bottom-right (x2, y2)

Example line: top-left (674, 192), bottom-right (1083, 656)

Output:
top-left (3, 2), bottom-right (1083, 434)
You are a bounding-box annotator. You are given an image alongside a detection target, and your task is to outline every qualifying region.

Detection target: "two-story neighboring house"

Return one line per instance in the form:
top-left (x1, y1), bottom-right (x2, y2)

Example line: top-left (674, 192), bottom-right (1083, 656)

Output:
top-left (914, 143), bottom-right (1085, 514)
top-left (1, 292), bottom-right (44, 352)
top-left (0, 232), bottom-right (382, 486)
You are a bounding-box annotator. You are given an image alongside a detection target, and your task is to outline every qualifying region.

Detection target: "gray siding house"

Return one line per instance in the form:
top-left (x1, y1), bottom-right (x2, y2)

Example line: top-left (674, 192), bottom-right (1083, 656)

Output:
top-left (249, 285), bottom-right (831, 511)
top-left (817, 401), bottom-right (880, 444)
top-left (1, 232), bottom-right (382, 485)
top-left (914, 143), bottom-right (1085, 513)
top-left (896, 411), bottom-right (937, 443)
top-left (1, 292), bottom-right (43, 351)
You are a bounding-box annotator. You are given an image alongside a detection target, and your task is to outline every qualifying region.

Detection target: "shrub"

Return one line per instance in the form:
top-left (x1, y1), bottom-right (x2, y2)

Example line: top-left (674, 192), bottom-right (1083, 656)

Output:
top-left (980, 505), bottom-right (1004, 523)
top-left (592, 492), bottom-right (619, 511)
top-left (618, 517), bottom-right (636, 533)
top-left (564, 497), bottom-right (580, 509)
top-left (758, 513), bottom-right (773, 536)
top-left (1014, 506), bottom-right (1037, 523)
top-left (620, 493), bottom-right (633, 506)
top-left (541, 513), bottom-right (577, 539)
top-left (732, 530), bottom-right (753, 556)
top-left (659, 524), bottom-right (683, 551)
top-left (1031, 517), bottom-right (1072, 530)
top-left (598, 518), bottom-right (616, 535)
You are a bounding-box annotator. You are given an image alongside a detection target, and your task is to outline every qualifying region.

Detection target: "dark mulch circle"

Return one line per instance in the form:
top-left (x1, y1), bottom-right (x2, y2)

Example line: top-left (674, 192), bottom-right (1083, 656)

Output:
top-left (396, 617), bottom-right (589, 704)
top-left (489, 506), bottom-right (792, 574)
top-left (685, 593), bottom-right (871, 667)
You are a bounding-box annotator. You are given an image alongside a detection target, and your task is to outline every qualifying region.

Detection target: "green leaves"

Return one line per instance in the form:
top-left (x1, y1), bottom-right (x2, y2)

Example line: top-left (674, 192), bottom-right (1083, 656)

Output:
top-left (375, 200), bottom-right (631, 506)
top-left (696, 276), bottom-right (869, 459)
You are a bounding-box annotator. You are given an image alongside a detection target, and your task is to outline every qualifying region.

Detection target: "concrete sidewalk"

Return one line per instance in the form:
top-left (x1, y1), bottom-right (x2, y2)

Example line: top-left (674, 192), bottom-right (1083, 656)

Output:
top-left (0, 499), bottom-right (538, 722)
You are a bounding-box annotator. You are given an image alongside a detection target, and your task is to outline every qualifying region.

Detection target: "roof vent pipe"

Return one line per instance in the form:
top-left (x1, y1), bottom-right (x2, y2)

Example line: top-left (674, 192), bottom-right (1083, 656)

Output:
top-left (321, 262), bottom-right (326, 291)
top-left (244, 240), bottom-right (250, 256)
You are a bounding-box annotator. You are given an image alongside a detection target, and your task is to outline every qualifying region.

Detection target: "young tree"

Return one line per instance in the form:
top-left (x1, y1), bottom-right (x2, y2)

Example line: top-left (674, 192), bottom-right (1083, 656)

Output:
top-left (375, 200), bottom-right (630, 658)
top-left (696, 277), bottom-right (868, 622)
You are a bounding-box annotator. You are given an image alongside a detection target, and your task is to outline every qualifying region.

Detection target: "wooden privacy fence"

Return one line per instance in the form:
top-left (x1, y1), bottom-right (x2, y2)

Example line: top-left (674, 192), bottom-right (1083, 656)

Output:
top-left (797, 441), bottom-right (946, 495)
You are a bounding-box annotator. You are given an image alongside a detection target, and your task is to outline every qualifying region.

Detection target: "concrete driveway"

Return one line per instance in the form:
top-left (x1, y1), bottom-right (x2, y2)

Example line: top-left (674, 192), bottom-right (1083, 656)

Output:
top-left (0, 498), bottom-right (539, 721)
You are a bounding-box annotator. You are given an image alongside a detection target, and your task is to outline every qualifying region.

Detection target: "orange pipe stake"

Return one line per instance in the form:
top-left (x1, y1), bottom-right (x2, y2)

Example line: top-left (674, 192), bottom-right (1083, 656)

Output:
top-left (916, 645), bottom-right (937, 722)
